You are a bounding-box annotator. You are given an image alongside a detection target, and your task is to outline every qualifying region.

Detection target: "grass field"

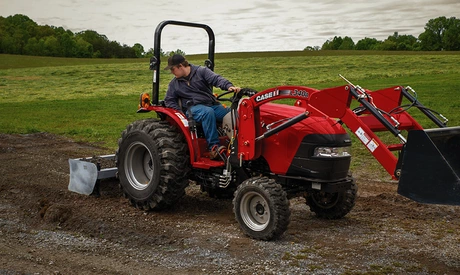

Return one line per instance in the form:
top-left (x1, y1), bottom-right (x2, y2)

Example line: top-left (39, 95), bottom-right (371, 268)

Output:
top-left (1, 51), bottom-right (459, 174)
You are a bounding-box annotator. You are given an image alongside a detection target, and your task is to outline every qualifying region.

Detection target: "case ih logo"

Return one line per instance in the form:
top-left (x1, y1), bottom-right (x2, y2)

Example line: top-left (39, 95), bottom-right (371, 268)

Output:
top-left (255, 90), bottom-right (280, 102)
top-left (255, 89), bottom-right (309, 102)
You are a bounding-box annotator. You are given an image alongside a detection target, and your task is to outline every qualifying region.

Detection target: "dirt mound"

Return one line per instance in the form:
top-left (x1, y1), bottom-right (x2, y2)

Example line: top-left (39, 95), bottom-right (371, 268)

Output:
top-left (0, 133), bottom-right (459, 274)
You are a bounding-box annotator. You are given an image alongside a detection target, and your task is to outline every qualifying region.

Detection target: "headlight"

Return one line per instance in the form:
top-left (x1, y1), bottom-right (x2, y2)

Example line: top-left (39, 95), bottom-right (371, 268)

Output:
top-left (314, 146), bottom-right (351, 158)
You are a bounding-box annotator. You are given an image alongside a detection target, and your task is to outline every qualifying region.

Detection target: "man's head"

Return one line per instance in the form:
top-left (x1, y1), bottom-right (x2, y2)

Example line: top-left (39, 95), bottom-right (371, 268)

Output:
top-left (164, 54), bottom-right (190, 78)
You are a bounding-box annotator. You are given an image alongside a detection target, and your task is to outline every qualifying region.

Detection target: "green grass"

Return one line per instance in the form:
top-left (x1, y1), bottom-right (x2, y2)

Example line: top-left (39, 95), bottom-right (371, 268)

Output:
top-left (0, 54), bottom-right (146, 70)
top-left (1, 52), bottom-right (459, 173)
top-left (0, 97), bottom-right (153, 148)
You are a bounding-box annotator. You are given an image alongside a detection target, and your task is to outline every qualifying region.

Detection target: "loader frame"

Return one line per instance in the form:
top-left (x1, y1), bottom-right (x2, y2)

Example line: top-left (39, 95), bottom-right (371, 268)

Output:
top-left (303, 84), bottom-right (439, 179)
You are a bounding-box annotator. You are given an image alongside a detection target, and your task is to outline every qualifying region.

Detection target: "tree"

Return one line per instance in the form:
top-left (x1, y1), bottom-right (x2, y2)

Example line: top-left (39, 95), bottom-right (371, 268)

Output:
top-left (43, 36), bottom-right (59, 56)
top-left (303, 46), bottom-right (320, 51)
top-left (167, 49), bottom-right (186, 56)
top-left (7, 15), bottom-right (37, 54)
top-left (377, 39), bottom-right (397, 51)
top-left (443, 17), bottom-right (460, 50)
top-left (144, 48), bottom-right (154, 57)
top-left (419, 16), bottom-right (460, 51)
top-left (381, 32), bottom-right (418, 51)
top-left (0, 34), bottom-right (16, 54)
top-left (75, 37), bottom-right (93, 58)
top-left (76, 30), bottom-right (110, 57)
top-left (321, 36), bottom-right (354, 50)
top-left (120, 44), bottom-right (136, 58)
top-left (321, 36), bottom-right (343, 50)
top-left (24, 37), bottom-right (42, 55)
top-left (355, 37), bottom-right (381, 50)
top-left (419, 17), bottom-right (448, 50)
top-left (338, 36), bottom-right (355, 50)
top-left (59, 32), bottom-right (76, 57)
top-left (144, 47), bottom-right (167, 58)
top-left (132, 43), bottom-right (144, 57)
top-left (35, 24), bottom-right (56, 39)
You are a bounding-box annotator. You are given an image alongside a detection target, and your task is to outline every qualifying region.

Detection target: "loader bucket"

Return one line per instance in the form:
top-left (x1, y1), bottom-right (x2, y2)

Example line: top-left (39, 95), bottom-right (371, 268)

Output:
top-left (397, 126), bottom-right (460, 205)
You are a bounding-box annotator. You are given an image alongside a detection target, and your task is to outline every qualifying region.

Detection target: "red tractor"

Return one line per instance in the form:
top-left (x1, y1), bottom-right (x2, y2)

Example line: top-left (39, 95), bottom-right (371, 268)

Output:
top-left (69, 21), bottom-right (460, 240)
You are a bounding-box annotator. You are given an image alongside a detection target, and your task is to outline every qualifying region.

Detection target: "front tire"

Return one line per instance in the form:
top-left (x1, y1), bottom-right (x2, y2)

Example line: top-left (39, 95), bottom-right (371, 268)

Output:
top-left (306, 176), bottom-right (357, 219)
top-left (233, 177), bottom-right (290, 240)
top-left (117, 119), bottom-right (190, 210)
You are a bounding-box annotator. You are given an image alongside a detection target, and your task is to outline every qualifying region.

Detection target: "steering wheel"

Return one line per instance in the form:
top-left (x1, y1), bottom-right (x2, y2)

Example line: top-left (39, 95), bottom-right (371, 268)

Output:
top-left (216, 90), bottom-right (235, 102)
top-left (216, 88), bottom-right (258, 102)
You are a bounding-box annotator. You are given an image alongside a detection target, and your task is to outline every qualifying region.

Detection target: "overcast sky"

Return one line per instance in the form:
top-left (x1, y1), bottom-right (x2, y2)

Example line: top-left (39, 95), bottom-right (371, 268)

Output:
top-left (2, 0), bottom-right (459, 54)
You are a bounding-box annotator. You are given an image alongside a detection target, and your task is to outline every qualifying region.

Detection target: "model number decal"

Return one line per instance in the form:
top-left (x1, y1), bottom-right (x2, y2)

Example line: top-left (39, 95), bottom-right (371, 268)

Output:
top-left (290, 89), bottom-right (309, 98)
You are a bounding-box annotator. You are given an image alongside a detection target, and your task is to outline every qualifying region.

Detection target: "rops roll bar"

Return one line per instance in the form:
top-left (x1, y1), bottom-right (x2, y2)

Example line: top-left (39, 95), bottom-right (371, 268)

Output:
top-left (149, 20), bottom-right (216, 105)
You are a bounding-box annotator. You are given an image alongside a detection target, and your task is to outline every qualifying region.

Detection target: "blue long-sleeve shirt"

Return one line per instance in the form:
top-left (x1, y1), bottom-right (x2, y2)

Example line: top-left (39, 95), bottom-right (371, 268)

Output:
top-left (164, 64), bottom-right (233, 112)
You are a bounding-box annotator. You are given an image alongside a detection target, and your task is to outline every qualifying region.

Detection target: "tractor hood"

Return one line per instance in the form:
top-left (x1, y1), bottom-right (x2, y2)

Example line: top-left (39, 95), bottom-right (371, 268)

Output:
top-left (259, 103), bottom-right (348, 136)
top-left (258, 103), bottom-right (351, 179)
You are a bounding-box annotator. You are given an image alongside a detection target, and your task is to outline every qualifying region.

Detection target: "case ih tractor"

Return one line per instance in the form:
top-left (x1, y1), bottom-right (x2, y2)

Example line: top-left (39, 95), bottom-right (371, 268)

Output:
top-left (69, 21), bottom-right (460, 240)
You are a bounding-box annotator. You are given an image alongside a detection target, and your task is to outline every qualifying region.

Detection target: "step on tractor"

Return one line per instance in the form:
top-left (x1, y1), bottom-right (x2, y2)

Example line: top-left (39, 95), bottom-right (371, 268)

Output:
top-left (69, 20), bottom-right (460, 240)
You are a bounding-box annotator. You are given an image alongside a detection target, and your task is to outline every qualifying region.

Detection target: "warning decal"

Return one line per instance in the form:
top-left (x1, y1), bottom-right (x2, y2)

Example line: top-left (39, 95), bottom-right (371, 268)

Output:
top-left (367, 139), bottom-right (379, 152)
top-left (355, 127), bottom-right (379, 153)
top-left (176, 112), bottom-right (189, 127)
top-left (355, 127), bottom-right (370, 144)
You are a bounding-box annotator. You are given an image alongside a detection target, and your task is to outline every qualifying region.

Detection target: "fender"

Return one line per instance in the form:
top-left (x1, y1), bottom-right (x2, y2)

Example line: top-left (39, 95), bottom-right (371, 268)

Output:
top-left (149, 106), bottom-right (197, 163)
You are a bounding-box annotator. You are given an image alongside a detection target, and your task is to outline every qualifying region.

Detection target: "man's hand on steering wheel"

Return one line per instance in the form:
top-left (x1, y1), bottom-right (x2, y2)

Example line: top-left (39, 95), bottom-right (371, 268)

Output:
top-left (228, 86), bottom-right (241, 93)
top-left (217, 87), bottom-right (256, 102)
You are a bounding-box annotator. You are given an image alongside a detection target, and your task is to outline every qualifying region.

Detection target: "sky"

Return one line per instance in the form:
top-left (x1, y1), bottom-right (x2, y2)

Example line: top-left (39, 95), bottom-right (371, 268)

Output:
top-left (2, 0), bottom-right (460, 54)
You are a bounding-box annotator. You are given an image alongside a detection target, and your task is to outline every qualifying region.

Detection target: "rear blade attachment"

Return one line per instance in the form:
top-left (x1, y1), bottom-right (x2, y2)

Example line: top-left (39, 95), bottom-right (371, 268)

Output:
top-left (68, 159), bottom-right (98, 195)
top-left (68, 155), bottom-right (117, 195)
top-left (397, 126), bottom-right (460, 205)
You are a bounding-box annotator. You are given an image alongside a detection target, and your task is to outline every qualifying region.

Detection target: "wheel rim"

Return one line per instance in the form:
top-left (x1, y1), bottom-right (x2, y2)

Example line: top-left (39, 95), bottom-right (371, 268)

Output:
top-left (240, 191), bottom-right (270, 231)
top-left (311, 192), bottom-right (339, 209)
top-left (124, 141), bottom-right (154, 190)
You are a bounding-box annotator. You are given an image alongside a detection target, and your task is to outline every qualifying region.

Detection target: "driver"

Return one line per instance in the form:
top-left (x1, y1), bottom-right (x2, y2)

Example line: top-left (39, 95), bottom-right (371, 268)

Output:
top-left (163, 54), bottom-right (241, 159)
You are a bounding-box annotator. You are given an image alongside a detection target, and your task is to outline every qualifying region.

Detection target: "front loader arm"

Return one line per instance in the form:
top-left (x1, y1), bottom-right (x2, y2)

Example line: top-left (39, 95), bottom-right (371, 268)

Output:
top-left (307, 85), bottom-right (405, 179)
top-left (237, 86), bottom-right (325, 161)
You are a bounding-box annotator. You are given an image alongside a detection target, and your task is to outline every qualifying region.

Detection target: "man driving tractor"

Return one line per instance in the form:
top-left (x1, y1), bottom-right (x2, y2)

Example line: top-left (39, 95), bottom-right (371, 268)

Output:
top-left (163, 54), bottom-right (241, 159)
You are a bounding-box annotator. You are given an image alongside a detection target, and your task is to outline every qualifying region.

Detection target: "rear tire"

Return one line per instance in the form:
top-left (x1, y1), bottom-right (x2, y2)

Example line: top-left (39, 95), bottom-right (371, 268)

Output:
top-left (117, 119), bottom-right (190, 210)
top-left (306, 176), bottom-right (357, 219)
top-left (233, 177), bottom-right (290, 240)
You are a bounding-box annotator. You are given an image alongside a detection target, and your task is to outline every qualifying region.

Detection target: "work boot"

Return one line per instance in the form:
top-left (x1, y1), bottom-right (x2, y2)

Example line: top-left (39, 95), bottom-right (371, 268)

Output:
top-left (209, 145), bottom-right (226, 160)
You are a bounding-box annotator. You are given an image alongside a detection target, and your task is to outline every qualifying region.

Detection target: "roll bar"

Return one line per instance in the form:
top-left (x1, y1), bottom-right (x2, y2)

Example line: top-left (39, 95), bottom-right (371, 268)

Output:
top-left (149, 20), bottom-right (216, 105)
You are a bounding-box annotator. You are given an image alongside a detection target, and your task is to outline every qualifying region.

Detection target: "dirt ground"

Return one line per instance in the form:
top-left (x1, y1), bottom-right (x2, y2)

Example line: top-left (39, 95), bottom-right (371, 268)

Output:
top-left (0, 133), bottom-right (459, 275)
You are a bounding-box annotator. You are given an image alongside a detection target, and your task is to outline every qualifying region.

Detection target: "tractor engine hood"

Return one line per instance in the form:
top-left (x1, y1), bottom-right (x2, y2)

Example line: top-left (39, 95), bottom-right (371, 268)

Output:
top-left (258, 103), bottom-right (352, 180)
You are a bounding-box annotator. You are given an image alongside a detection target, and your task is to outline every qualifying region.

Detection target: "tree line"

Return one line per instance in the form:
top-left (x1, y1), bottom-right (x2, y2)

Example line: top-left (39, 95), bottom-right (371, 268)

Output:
top-left (0, 14), bottom-right (146, 58)
top-left (1, 14), bottom-right (459, 59)
top-left (306, 16), bottom-right (460, 51)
